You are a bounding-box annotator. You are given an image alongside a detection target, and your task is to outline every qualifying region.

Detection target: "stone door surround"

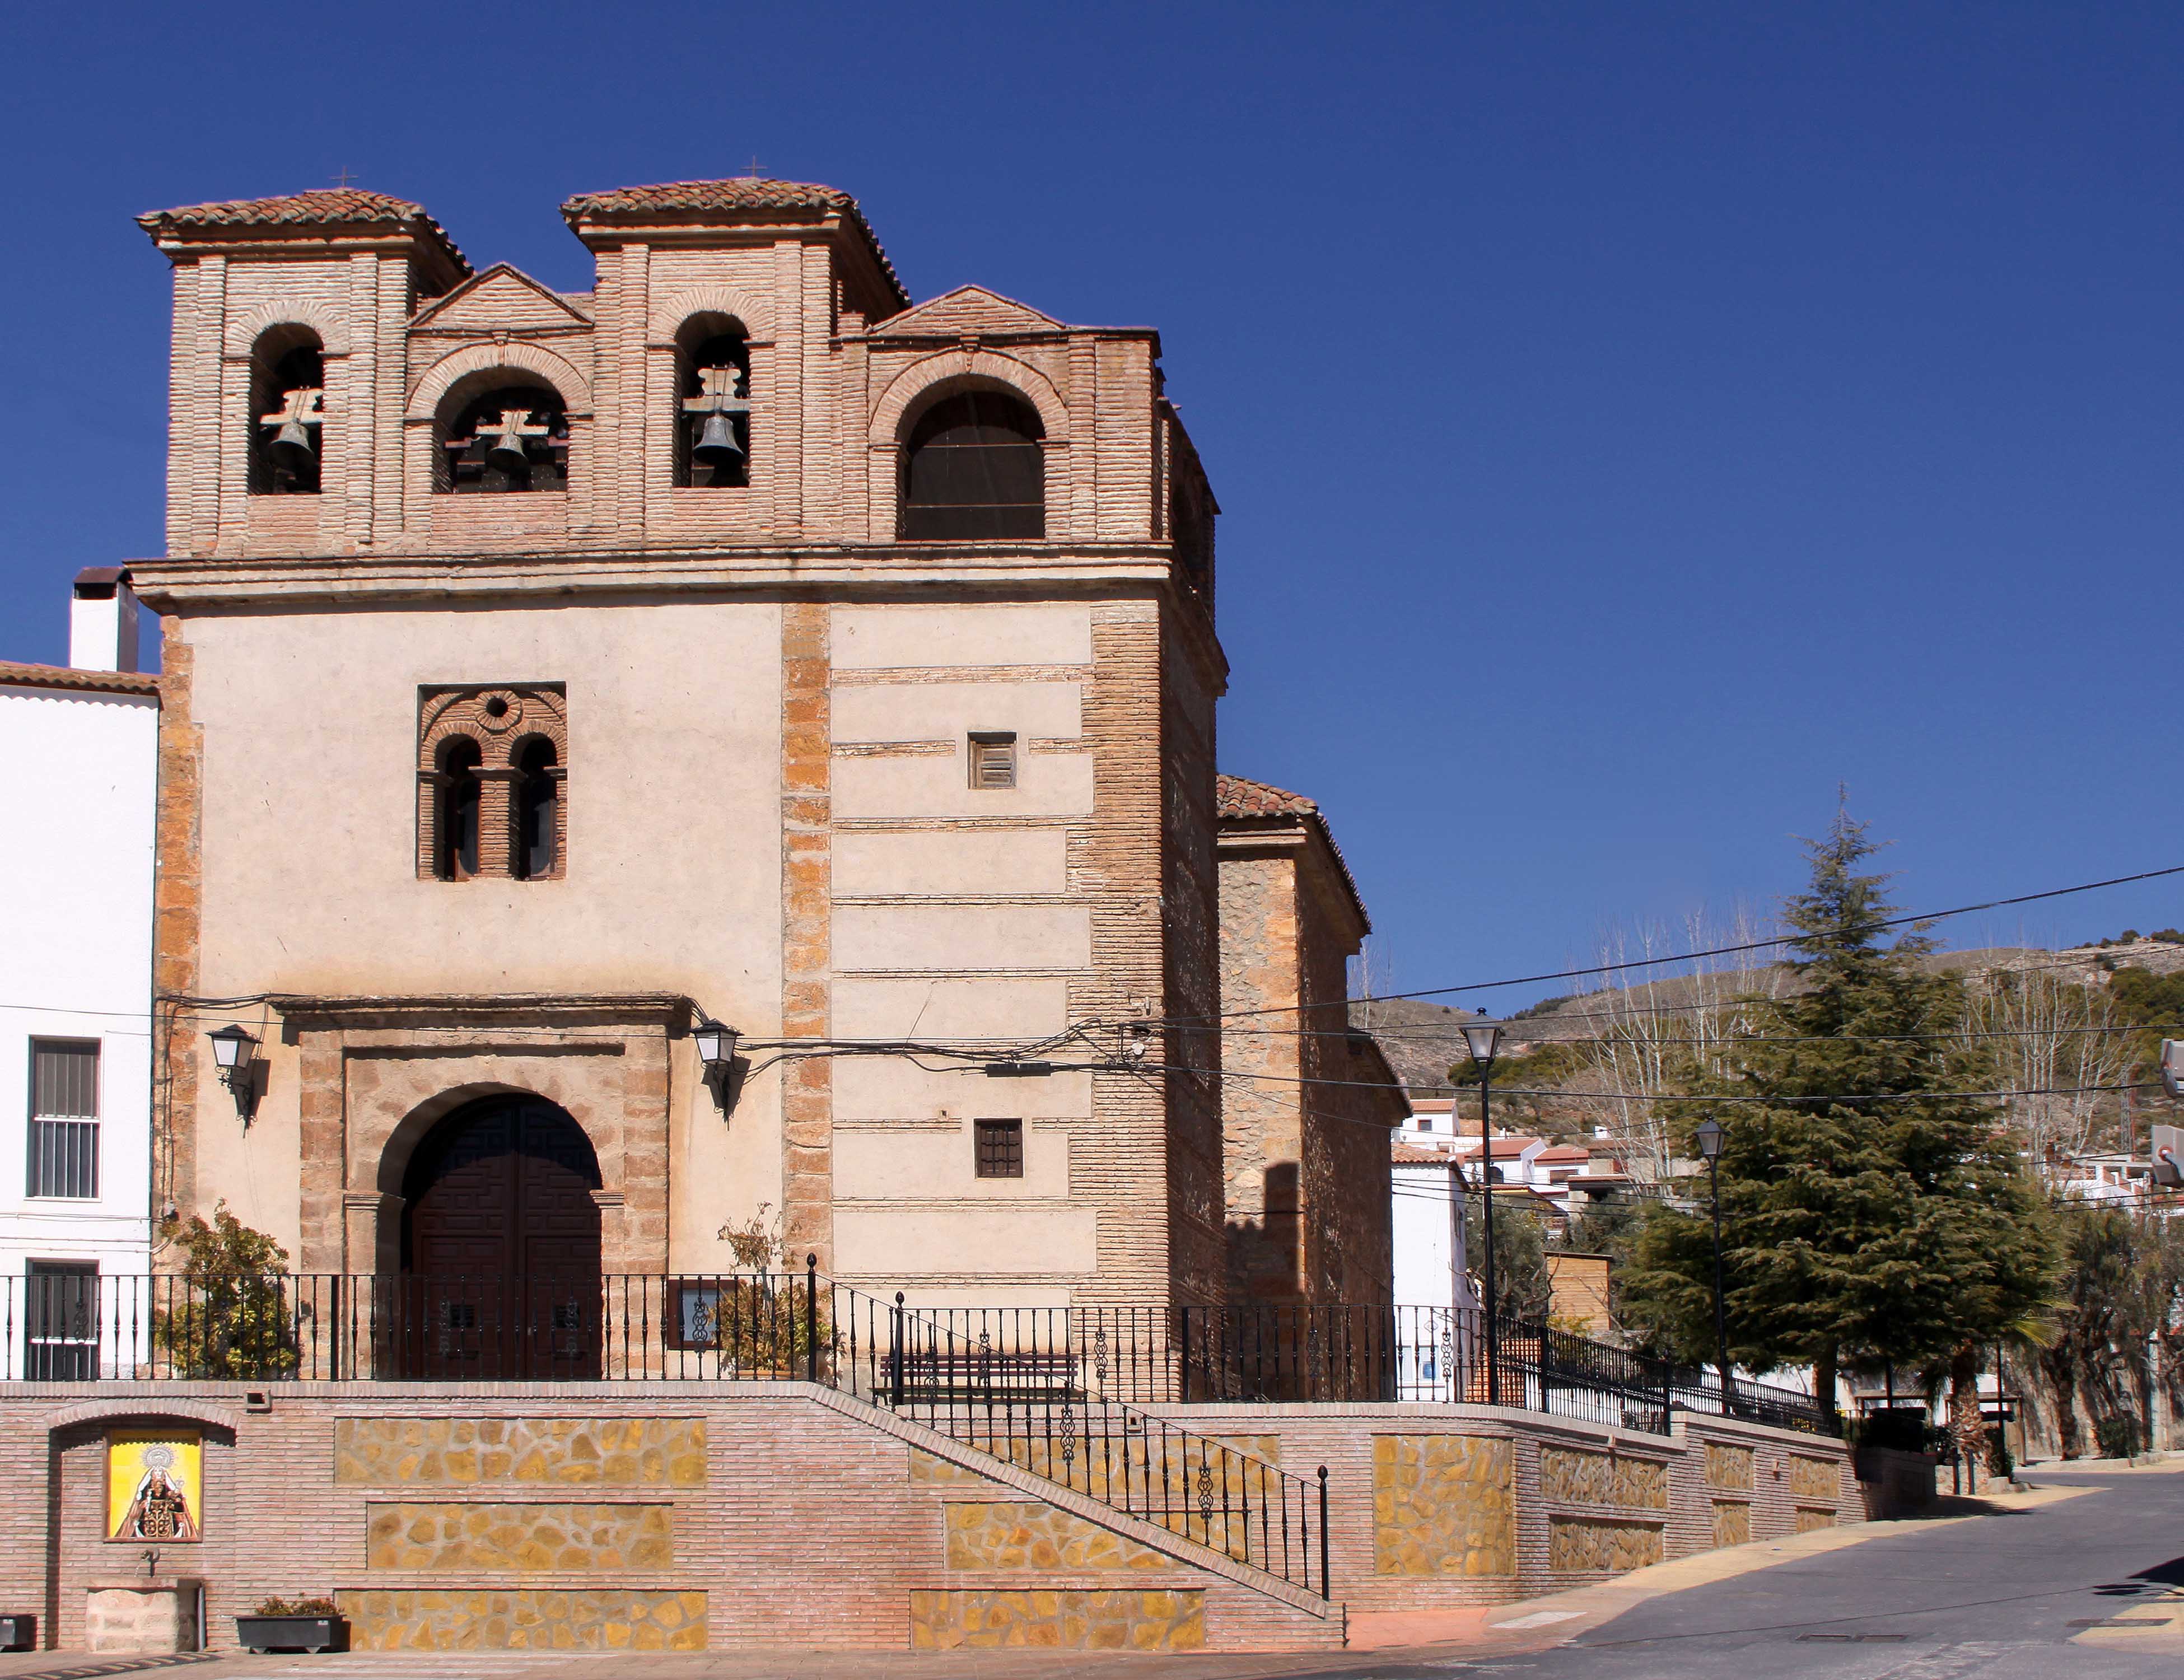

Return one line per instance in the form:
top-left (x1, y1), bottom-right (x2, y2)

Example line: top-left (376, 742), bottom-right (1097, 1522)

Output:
top-left (271, 993), bottom-right (685, 1277)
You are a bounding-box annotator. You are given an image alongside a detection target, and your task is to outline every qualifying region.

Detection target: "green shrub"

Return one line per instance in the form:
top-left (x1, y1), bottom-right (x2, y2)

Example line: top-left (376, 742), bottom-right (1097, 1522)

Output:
top-left (251, 1598), bottom-right (338, 1618)
top-left (152, 1203), bottom-right (300, 1379)
top-left (2094, 1415), bottom-right (2141, 1460)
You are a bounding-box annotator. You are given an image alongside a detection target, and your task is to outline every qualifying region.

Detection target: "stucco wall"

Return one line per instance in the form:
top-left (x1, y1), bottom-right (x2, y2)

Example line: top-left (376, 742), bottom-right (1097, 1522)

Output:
top-left (0, 683), bottom-right (158, 1277)
top-left (171, 600), bottom-right (783, 1271)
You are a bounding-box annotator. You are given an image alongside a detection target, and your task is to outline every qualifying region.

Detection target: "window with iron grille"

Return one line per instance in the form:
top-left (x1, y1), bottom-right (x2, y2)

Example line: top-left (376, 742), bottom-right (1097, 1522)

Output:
top-left (27, 1040), bottom-right (98, 1200)
top-left (25, 1259), bottom-right (97, 1381)
top-left (969, 732), bottom-right (1017, 790)
top-left (975, 1119), bottom-right (1024, 1179)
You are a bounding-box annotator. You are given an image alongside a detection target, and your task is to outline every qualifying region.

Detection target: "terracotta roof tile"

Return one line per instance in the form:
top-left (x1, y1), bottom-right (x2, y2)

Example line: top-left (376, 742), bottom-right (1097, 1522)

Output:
top-left (1391, 1144), bottom-right (1454, 1165)
top-left (560, 179), bottom-right (857, 218)
top-left (138, 190), bottom-right (470, 275)
top-left (1216, 773), bottom-right (1371, 932)
top-left (0, 660), bottom-right (161, 698)
top-left (559, 179), bottom-right (907, 309)
top-left (1216, 773), bottom-right (1319, 819)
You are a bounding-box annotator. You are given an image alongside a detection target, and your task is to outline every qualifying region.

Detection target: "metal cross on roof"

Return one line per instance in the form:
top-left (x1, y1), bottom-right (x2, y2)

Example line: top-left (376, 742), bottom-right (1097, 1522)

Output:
top-left (260, 386), bottom-right (323, 432)
top-left (682, 366), bottom-right (749, 421)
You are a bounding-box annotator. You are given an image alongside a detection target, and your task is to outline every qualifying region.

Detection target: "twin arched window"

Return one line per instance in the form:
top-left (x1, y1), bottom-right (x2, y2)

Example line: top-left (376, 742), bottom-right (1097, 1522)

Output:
top-left (900, 390), bottom-right (1045, 540)
top-left (419, 687), bottom-right (567, 883)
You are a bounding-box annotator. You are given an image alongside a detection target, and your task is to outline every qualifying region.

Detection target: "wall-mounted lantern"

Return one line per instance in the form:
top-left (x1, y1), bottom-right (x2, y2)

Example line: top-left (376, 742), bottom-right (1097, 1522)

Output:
top-left (207, 1024), bottom-right (260, 1119)
top-left (693, 1016), bottom-right (741, 1115)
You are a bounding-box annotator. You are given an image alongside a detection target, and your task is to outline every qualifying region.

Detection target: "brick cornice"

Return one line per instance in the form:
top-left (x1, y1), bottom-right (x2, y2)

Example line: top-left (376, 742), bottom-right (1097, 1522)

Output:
top-left (265, 992), bottom-right (691, 1030)
top-left (125, 545), bottom-right (1192, 602)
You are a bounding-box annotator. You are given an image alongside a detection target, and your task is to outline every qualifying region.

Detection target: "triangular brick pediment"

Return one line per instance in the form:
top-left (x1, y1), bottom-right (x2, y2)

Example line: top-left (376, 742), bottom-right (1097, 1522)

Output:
top-left (412, 263), bottom-right (592, 333)
top-left (881, 285), bottom-right (1062, 337)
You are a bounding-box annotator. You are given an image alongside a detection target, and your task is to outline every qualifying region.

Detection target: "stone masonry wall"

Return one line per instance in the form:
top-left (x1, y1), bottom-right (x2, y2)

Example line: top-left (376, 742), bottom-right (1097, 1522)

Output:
top-left (0, 1386), bottom-right (1338, 1655)
top-left (1142, 1402), bottom-right (1861, 1614)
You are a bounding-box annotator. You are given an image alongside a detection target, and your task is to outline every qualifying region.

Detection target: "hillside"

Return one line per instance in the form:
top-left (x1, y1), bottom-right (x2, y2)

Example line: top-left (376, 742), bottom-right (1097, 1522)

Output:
top-left (1350, 934), bottom-right (2184, 1103)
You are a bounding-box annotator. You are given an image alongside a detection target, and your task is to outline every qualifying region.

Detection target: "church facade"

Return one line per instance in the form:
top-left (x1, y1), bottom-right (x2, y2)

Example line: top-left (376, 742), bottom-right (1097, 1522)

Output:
top-left (130, 179), bottom-right (1389, 1329)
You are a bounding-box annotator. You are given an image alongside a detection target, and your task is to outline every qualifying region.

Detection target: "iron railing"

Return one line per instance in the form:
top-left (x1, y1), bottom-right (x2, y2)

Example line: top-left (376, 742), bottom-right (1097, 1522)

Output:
top-left (863, 1285), bottom-right (1330, 1596)
top-left (0, 1272), bottom-right (1833, 1439)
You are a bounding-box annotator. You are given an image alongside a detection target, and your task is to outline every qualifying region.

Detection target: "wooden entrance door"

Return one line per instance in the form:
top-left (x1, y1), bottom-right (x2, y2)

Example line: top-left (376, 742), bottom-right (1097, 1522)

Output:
top-left (396, 1095), bottom-right (603, 1378)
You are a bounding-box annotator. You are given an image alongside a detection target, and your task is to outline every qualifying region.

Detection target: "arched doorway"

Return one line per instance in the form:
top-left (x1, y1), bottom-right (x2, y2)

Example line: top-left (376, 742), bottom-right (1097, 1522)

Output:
top-left (393, 1094), bottom-right (603, 1378)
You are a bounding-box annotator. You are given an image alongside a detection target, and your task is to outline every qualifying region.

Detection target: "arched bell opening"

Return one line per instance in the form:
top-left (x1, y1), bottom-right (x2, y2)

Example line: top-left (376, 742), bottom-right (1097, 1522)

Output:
top-left (248, 325), bottom-right (324, 495)
top-left (899, 387), bottom-right (1046, 539)
top-left (674, 312), bottom-right (750, 488)
top-left (436, 377), bottom-right (569, 494)
top-left (394, 1093), bottom-right (603, 1379)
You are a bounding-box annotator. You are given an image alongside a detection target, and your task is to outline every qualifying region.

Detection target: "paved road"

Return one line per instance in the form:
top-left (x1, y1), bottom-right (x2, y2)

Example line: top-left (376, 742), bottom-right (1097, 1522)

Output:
top-left (1289, 1464), bottom-right (2184, 1680)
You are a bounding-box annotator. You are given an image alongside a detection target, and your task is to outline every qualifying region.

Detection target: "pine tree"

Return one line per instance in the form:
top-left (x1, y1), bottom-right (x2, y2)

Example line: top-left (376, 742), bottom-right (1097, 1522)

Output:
top-left (1625, 804), bottom-right (2057, 1440)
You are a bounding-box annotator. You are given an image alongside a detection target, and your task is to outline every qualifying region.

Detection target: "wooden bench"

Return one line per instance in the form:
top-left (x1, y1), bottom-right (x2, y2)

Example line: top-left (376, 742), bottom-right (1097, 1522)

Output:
top-left (895, 1347), bottom-right (1081, 1402)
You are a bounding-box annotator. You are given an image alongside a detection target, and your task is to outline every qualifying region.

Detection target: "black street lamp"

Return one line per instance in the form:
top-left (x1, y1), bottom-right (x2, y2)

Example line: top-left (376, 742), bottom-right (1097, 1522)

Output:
top-left (1694, 1116), bottom-right (1731, 1414)
top-left (207, 1024), bottom-right (259, 1119)
top-left (693, 1016), bottom-right (741, 1113)
top-left (1463, 1020), bottom-right (1503, 1406)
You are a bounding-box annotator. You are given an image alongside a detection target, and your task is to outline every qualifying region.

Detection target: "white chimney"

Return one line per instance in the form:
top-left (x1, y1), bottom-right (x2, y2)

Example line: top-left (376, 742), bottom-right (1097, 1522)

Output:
top-left (71, 567), bottom-right (140, 673)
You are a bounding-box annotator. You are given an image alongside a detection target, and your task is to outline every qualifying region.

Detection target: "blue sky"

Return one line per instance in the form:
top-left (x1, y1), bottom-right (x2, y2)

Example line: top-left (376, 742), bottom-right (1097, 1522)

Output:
top-left (2, 2), bottom-right (2177, 1004)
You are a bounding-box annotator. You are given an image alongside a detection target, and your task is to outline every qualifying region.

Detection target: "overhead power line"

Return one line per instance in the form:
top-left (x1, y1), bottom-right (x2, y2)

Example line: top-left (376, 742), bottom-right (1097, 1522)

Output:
top-left (1120, 862), bottom-right (2184, 1031)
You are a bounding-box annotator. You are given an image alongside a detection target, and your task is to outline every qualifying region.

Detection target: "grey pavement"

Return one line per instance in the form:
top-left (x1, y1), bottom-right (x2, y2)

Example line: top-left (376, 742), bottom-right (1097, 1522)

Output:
top-left (4, 1460), bottom-right (2177, 1680)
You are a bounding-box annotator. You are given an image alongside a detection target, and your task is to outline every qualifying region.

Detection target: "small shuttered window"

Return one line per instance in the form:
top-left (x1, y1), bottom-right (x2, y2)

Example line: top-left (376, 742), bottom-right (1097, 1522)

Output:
top-left (28, 1040), bottom-right (99, 1200)
top-left (969, 732), bottom-right (1017, 790)
top-left (975, 1119), bottom-right (1024, 1179)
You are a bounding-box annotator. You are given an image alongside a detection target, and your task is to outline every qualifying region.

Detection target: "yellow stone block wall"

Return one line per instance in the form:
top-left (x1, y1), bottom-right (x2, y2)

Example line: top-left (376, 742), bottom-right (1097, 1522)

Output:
top-left (1705, 1443), bottom-right (1754, 1491)
top-left (1788, 1455), bottom-right (1842, 1501)
top-left (1795, 1507), bottom-right (1837, 1533)
top-left (366, 1503), bottom-right (674, 1572)
top-left (1546, 1516), bottom-right (1665, 1573)
top-left (337, 1589), bottom-right (707, 1651)
top-left (944, 1502), bottom-right (1165, 1571)
top-left (1538, 1446), bottom-right (1668, 1511)
top-left (1711, 1500), bottom-right (1751, 1548)
top-left (335, 1418), bottom-right (707, 1487)
top-left (909, 1589), bottom-right (1206, 1651)
top-left (1371, 1435), bottom-right (1516, 1577)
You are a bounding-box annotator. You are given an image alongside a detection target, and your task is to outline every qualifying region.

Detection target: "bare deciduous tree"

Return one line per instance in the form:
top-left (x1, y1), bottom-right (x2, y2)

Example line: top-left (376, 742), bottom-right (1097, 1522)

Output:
top-left (1961, 964), bottom-right (2129, 1174)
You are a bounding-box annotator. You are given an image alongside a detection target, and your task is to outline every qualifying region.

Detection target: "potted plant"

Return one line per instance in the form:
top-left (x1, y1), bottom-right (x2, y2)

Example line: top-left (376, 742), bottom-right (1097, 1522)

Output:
top-left (235, 1597), bottom-right (346, 1654)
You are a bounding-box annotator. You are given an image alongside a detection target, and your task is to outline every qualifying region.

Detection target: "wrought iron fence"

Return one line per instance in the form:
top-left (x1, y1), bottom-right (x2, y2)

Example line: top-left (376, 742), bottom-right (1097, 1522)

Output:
top-left (0, 1272), bottom-right (1833, 1442)
top-left (861, 1285), bottom-right (1330, 1597)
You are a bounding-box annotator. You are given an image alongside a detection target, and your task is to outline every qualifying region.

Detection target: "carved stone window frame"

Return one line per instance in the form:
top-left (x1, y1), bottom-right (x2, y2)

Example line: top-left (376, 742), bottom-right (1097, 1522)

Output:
top-left (416, 684), bottom-right (568, 882)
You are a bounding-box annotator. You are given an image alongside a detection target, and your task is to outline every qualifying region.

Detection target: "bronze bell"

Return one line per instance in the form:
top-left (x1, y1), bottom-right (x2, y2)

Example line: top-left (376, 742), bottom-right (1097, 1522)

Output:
top-left (485, 427), bottom-right (531, 475)
top-left (267, 418), bottom-right (316, 473)
top-left (693, 411), bottom-right (744, 469)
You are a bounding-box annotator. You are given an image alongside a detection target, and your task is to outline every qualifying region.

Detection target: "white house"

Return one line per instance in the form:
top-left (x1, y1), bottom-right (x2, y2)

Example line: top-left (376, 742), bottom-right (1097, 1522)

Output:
top-left (0, 570), bottom-right (158, 1375)
top-left (1391, 1142), bottom-right (1474, 1311)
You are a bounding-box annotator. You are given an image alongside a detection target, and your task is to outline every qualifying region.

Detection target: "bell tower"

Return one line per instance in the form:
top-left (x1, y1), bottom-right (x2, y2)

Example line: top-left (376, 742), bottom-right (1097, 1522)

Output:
top-left (139, 189), bottom-right (470, 559)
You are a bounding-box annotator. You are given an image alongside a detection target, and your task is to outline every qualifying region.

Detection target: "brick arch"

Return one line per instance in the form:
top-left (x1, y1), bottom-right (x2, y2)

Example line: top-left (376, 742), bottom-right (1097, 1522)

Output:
top-left (374, 1081), bottom-right (602, 1200)
top-left (46, 1398), bottom-right (241, 1434)
top-left (869, 349), bottom-right (1070, 447)
top-left (420, 685), bottom-right (566, 771)
top-left (223, 300), bottom-right (350, 359)
top-left (407, 340), bottom-right (593, 419)
top-left (646, 284), bottom-right (773, 345)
